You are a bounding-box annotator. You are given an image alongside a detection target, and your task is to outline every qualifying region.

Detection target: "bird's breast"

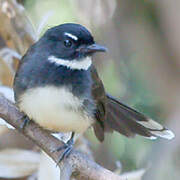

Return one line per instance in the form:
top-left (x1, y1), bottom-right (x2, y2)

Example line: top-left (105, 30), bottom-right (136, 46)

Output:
top-left (18, 86), bottom-right (94, 133)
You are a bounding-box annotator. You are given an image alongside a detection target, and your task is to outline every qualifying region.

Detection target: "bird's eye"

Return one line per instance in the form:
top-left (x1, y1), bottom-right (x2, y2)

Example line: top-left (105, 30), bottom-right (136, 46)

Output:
top-left (64, 39), bottom-right (72, 48)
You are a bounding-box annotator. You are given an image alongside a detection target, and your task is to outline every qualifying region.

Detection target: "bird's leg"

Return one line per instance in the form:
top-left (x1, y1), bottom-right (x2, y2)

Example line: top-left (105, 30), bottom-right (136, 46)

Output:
top-left (66, 132), bottom-right (75, 146)
top-left (52, 132), bottom-right (75, 164)
top-left (55, 132), bottom-right (75, 151)
top-left (19, 115), bottom-right (30, 129)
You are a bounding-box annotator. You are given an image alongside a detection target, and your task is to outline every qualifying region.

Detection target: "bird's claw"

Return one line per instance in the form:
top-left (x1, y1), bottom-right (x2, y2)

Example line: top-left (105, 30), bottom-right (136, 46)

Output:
top-left (57, 145), bottom-right (73, 165)
top-left (52, 137), bottom-right (74, 165)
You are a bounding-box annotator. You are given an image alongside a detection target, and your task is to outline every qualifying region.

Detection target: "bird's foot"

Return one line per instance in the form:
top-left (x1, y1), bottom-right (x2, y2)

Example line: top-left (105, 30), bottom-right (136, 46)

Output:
top-left (52, 138), bottom-right (74, 165)
top-left (57, 144), bottom-right (73, 164)
top-left (19, 115), bottom-right (30, 130)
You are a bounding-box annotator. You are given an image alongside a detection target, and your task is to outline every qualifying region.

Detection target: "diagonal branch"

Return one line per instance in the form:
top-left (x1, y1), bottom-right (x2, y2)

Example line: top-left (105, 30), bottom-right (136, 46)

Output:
top-left (0, 94), bottom-right (123, 180)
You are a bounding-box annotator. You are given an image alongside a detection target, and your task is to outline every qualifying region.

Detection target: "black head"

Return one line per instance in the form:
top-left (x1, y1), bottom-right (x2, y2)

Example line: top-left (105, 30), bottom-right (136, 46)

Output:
top-left (38, 23), bottom-right (107, 60)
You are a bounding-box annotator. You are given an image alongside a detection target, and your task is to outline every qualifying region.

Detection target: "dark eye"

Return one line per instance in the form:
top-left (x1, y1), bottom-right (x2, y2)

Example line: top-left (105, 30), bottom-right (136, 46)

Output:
top-left (64, 39), bottom-right (72, 47)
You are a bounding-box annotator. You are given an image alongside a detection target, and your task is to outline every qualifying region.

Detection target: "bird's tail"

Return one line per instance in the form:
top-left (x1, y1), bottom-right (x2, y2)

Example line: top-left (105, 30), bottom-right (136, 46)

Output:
top-left (105, 94), bottom-right (174, 140)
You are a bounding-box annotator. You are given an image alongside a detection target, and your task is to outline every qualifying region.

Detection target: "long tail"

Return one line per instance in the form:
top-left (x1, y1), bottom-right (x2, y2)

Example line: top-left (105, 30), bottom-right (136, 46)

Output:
top-left (105, 94), bottom-right (174, 140)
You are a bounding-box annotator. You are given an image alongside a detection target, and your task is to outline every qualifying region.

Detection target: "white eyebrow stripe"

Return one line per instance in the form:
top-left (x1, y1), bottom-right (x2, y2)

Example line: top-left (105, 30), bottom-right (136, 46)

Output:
top-left (64, 32), bottom-right (78, 41)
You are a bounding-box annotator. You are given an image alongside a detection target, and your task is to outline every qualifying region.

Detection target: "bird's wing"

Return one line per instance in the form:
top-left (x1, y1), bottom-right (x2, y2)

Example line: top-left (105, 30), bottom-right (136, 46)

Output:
top-left (91, 65), bottom-right (174, 141)
top-left (90, 65), bottom-right (108, 141)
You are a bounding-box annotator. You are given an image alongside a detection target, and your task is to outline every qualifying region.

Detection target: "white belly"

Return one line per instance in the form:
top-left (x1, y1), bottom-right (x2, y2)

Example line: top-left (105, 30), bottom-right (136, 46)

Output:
top-left (18, 86), bottom-right (93, 133)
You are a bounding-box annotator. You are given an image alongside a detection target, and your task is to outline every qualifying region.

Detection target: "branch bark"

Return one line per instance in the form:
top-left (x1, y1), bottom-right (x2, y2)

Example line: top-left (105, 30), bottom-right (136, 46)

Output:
top-left (0, 94), bottom-right (123, 180)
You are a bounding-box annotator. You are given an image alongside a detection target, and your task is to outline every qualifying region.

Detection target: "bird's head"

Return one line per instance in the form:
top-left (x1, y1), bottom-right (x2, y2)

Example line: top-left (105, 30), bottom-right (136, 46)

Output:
top-left (38, 23), bottom-right (107, 70)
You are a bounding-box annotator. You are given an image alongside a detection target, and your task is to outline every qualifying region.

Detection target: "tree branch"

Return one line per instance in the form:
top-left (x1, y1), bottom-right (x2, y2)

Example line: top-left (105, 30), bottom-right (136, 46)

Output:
top-left (0, 94), bottom-right (123, 180)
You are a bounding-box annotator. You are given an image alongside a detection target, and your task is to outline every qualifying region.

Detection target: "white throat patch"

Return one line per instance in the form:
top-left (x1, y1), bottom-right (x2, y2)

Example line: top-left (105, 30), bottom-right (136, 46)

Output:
top-left (48, 56), bottom-right (92, 70)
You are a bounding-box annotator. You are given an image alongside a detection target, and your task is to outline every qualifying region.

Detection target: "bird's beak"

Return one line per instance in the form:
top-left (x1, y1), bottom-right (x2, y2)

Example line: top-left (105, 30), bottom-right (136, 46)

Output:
top-left (76, 43), bottom-right (107, 54)
top-left (86, 44), bottom-right (107, 53)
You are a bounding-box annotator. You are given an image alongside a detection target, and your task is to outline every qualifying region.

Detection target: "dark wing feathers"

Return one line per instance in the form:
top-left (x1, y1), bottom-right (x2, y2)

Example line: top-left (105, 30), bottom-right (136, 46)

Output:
top-left (90, 65), bottom-right (107, 141)
top-left (91, 65), bottom-right (174, 142)
top-left (106, 96), bottom-right (153, 138)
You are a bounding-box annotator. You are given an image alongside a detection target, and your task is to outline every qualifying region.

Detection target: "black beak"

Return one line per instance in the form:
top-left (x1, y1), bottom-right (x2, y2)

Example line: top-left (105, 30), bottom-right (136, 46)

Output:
top-left (77, 43), bottom-right (107, 54)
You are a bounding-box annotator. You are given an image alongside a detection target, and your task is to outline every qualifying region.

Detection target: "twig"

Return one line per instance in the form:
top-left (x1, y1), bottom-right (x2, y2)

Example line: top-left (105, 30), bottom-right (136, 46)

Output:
top-left (0, 94), bottom-right (123, 180)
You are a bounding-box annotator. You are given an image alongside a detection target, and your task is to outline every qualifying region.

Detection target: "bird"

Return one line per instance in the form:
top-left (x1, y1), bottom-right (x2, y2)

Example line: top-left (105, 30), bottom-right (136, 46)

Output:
top-left (13, 23), bottom-right (174, 159)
